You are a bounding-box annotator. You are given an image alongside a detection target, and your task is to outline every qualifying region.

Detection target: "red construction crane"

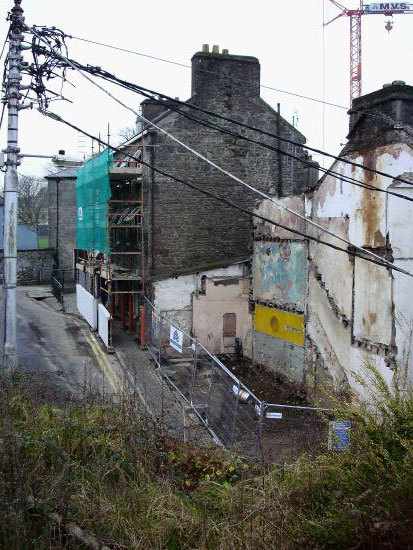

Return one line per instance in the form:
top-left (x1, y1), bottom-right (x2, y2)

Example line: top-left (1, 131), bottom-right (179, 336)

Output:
top-left (325, 2), bottom-right (413, 105)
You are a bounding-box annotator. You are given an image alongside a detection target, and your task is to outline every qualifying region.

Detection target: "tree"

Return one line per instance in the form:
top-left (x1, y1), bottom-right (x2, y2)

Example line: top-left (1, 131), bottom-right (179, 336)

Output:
top-left (117, 126), bottom-right (137, 144)
top-left (17, 174), bottom-right (48, 233)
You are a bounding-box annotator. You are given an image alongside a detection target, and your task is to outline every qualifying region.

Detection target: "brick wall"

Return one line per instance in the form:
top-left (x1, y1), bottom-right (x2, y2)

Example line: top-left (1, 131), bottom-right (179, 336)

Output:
top-left (48, 176), bottom-right (77, 270)
top-left (143, 51), bottom-right (317, 281)
top-left (0, 248), bottom-right (54, 285)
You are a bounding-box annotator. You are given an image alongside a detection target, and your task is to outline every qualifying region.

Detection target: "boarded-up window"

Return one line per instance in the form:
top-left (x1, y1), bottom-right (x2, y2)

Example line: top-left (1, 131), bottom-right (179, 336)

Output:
top-left (223, 313), bottom-right (236, 337)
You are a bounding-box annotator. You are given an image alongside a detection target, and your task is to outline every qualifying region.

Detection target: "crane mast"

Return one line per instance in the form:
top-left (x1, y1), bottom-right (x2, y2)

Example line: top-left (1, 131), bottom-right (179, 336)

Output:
top-left (325, 1), bottom-right (413, 105)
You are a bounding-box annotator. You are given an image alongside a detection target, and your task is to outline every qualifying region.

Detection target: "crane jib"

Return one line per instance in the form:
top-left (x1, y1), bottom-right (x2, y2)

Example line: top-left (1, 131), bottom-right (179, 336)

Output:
top-left (364, 2), bottom-right (413, 12)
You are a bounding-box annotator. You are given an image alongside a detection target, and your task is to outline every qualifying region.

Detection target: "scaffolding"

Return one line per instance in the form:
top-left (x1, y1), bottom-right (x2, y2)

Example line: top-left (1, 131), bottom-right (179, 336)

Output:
top-left (75, 143), bottom-right (145, 347)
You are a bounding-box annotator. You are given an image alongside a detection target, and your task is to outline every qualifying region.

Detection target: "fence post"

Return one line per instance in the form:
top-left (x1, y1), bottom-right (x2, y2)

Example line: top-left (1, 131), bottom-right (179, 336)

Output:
top-left (158, 316), bottom-right (163, 368)
top-left (254, 401), bottom-right (265, 457)
top-left (189, 340), bottom-right (198, 407)
top-left (230, 380), bottom-right (241, 448)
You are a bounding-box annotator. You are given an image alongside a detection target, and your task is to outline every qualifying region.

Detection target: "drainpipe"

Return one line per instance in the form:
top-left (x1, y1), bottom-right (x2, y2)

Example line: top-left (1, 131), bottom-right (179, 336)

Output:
top-left (56, 179), bottom-right (59, 268)
top-left (147, 130), bottom-right (155, 286)
top-left (277, 103), bottom-right (283, 197)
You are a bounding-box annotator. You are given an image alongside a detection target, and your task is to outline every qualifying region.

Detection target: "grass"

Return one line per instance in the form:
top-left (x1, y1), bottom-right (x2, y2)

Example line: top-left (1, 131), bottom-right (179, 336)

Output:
top-left (37, 237), bottom-right (50, 249)
top-left (0, 365), bottom-right (412, 549)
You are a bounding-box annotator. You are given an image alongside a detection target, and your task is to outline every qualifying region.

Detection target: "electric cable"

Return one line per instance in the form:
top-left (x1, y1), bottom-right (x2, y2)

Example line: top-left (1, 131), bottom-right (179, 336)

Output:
top-left (34, 43), bottom-right (409, 274)
top-left (27, 29), bottom-right (413, 189)
top-left (54, 60), bottom-right (413, 203)
top-left (128, 87), bottom-right (413, 204)
top-left (60, 30), bottom-right (412, 130)
top-left (27, 29), bottom-right (413, 274)
top-left (57, 33), bottom-right (350, 111)
top-left (39, 108), bottom-right (413, 278)
top-left (34, 43), bottom-right (413, 190)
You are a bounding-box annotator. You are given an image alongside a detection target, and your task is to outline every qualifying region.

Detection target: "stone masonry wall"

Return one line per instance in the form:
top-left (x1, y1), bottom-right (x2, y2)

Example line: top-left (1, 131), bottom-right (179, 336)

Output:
top-left (0, 249), bottom-right (54, 285)
top-left (48, 177), bottom-right (77, 270)
top-left (143, 52), bottom-right (316, 281)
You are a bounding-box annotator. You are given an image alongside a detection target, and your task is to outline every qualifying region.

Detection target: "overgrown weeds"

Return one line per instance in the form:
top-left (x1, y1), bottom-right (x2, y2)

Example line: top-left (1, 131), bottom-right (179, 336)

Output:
top-left (1, 364), bottom-right (412, 549)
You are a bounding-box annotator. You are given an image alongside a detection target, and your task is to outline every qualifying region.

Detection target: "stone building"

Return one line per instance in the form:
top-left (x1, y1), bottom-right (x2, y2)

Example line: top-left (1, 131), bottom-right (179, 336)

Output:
top-left (252, 81), bottom-right (413, 401)
top-left (74, 46), bottom-right (318, 355)
top-left (46, 165), bottom-right (80, 271)
top-left (138, 46), bottom-right (317, 282)
top-left (133, 46), bottom-right (317, 347)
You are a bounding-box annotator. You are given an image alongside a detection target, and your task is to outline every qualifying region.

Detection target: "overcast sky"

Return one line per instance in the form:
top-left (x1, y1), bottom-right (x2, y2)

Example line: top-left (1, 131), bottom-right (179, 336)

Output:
top-left (1, 0), bottom-right (413, 179)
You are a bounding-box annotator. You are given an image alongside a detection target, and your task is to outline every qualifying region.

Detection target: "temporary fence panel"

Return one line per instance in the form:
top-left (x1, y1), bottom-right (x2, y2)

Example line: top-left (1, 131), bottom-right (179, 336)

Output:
top-left (190, 343), bottom-right (214, 416)
top-left (205, 358), bottom-right (240, 447)
top-left (76, 284), bottom-right (98, 330)
top-left (143, 296), bottom-right (332, 460)
top-left (77, 149), bottom-right (113, 253)
top-left (159, 317), bottom-right (196, 403)
top-left (146, 303), bottom-right (162, 365)
top-left (260, 404), bottom-right (331, 463)
top-left (232, 385), bottom-right (263, 458)
top-left (98, 303), bottom-right (111, 349)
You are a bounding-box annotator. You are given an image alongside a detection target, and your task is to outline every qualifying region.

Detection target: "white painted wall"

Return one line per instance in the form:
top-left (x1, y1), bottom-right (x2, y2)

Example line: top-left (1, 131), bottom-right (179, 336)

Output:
top-left (153, 264), bottom-right (245, 312)
top-left (308, 143), bottom-right (413, 395)
top-left (76, 284), bottom-right (97, 330)
top-left (353, 258), bottom-right (393, 345)
top-left (193, 277), bottom-right (252, 356)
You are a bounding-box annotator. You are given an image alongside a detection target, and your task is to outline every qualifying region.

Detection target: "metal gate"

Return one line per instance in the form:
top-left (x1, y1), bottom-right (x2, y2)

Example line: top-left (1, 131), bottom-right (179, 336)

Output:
top-left (51, 269), bottom-right (76, 311)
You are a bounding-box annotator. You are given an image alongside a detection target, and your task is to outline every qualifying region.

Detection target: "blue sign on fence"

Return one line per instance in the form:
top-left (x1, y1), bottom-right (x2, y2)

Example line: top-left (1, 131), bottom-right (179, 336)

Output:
top-left (170, 325), bottom-right (183, 353)
top-left (329, 421), bottom-right (351, 451)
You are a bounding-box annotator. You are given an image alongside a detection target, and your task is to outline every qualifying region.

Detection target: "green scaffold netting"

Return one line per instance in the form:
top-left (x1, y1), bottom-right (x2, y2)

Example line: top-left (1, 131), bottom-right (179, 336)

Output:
top-left (76, 149), bottom-right (113, 253)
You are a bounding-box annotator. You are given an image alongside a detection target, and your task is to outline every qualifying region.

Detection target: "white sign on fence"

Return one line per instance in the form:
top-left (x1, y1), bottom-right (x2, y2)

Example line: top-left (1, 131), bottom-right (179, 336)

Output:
top-left (170, 325), bottom-right (183, 353)
top-left (266, 412), bottom-right (283, 419)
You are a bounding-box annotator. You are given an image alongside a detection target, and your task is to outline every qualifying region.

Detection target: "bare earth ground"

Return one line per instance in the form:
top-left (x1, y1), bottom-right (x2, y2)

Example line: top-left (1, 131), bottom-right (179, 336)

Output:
top-left (222, 356), bottom-right (309, 405)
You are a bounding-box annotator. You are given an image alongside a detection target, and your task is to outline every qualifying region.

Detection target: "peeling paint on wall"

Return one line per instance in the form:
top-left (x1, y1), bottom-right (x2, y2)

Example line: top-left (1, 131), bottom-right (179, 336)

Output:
top-left (253, 241), bottom-right (307, 309)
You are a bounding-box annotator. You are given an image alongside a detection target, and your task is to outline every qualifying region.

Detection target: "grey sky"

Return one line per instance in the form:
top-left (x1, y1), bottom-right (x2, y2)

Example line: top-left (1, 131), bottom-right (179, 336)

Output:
top-left (1, 1), bottom-right (412, 179)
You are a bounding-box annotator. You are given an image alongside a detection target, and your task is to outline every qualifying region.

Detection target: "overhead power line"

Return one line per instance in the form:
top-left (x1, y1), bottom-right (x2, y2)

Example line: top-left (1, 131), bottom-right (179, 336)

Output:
top-left (26, 25), bottom-right (413, 189)
top-left (28, 31), bottom-right (410, 276)
top-left (64, 34), bottom-right (349, 111)
top-left (126, 87), bottom-right (413, 204)
top-left (32, 40), bottom-right (413, 191)
top-left (63, 31), bottom-right (411, 130)
top-left (40, 108), bottom-right (413, 278)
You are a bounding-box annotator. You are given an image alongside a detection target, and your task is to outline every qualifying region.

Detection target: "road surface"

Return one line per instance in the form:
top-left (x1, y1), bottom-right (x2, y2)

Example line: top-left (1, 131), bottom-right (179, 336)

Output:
top-left (1, 286), bottom-right (123, 400)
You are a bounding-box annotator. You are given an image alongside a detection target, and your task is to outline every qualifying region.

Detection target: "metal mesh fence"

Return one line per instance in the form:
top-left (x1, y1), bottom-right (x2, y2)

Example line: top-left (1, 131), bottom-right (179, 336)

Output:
top-left (260, 404), bottom-right (331, 463)
top-left (143, 297), bottom-right (332, 461)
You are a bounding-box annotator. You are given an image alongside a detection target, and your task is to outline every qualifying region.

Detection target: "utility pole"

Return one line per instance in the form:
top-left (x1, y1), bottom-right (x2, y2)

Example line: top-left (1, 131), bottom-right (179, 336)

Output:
top-left (2, 0), bottom-right (25, 369)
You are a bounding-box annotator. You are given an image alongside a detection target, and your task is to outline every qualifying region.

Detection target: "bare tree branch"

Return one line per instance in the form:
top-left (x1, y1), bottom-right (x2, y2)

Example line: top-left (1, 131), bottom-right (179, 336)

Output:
top-left (117, 126), bottom-right (137, 144)
top-left (17, 174), bottom-right (48, 232)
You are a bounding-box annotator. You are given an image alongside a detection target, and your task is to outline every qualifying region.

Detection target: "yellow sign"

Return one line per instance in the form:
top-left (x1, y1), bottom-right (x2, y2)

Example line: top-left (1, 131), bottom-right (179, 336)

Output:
top-left (254, 304), bottom-right (304, 347)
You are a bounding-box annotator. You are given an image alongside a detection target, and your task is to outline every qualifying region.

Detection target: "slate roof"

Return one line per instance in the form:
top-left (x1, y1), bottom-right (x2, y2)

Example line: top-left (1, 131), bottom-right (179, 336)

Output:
top-left (45, 166), bottom-right (79, 179)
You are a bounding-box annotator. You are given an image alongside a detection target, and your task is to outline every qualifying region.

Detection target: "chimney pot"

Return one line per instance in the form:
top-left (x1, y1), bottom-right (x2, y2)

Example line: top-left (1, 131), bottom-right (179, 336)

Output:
top-left (202, 44), bottom-right (209, 53)
top-left (212, 44), bottom-right (219, 54)
top-left (58, 149), bottom-right (65, 155)
top-left (222, 48), bottom-right (229, 55)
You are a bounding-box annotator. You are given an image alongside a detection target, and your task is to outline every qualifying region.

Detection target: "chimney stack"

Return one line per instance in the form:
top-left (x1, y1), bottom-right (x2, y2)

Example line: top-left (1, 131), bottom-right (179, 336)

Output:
top-left (191, 45), bottom-right (260, 98)
top-left (343, 81), bottom-right (413, 154)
